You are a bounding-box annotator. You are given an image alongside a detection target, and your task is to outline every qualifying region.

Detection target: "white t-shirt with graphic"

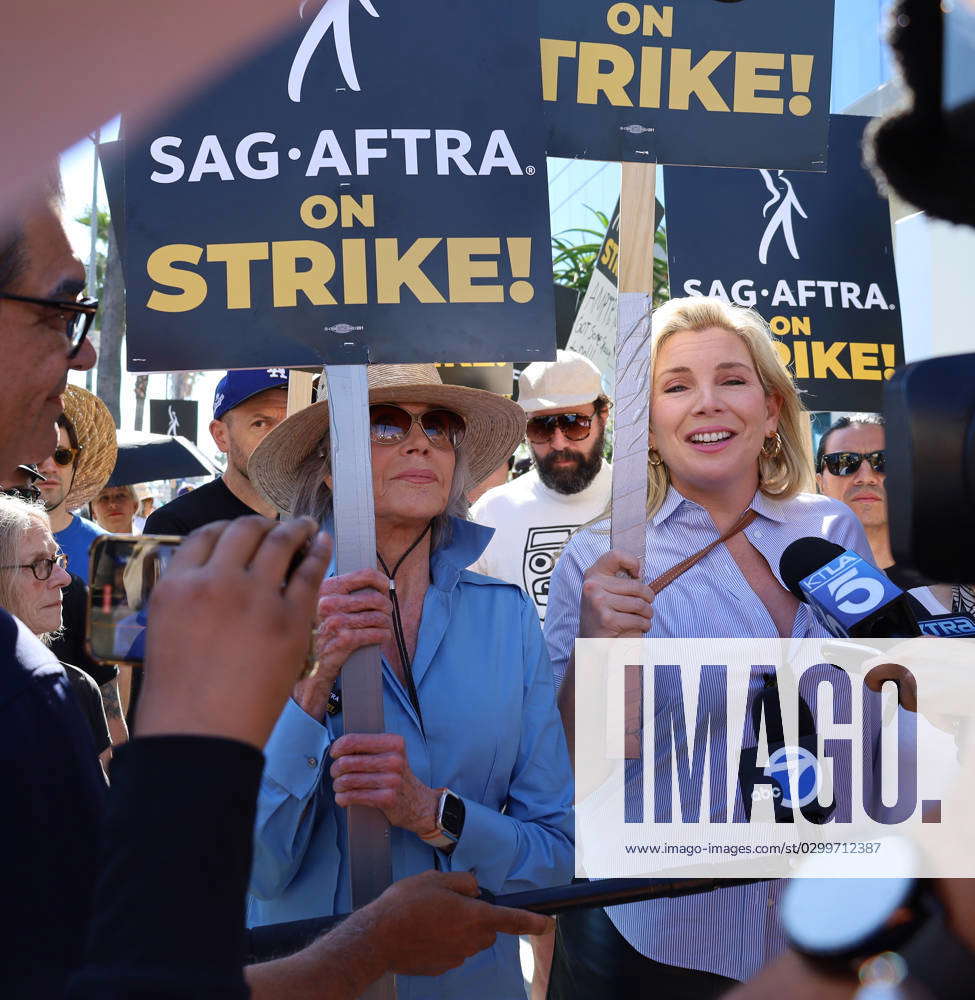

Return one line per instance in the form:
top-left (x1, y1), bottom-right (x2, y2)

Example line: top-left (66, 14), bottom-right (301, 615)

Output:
top-left (469, 462), bottom-right (612, 621)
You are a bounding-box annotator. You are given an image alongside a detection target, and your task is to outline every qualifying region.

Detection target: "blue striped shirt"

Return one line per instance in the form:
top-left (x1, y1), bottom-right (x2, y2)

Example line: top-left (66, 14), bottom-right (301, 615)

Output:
top-left (544, 486), bottom-right (872, 981)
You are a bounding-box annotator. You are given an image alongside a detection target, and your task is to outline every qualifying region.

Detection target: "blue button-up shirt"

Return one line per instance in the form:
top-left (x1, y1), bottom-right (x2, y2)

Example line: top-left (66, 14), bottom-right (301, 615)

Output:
top-left (544, 487), bottom-right (872, 982)
top-left (248, 518), bottom-right (574, 1000)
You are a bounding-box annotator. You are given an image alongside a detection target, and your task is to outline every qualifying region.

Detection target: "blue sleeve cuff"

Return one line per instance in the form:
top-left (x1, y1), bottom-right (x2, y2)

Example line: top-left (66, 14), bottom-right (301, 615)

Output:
top-left (444, 797), bottom-right (514, 890)
top-left (262, 698), bottom-right (333, 800)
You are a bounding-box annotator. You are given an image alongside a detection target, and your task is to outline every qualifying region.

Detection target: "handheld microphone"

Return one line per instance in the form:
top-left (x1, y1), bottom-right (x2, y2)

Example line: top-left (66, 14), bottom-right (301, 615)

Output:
top-left (779, 538), bottom-right (922, 639)
top-left (915, 612), bottom-right (975, 637)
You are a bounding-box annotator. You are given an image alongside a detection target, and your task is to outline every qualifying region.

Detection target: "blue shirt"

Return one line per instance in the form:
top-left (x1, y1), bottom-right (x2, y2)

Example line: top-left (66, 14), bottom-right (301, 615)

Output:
top-left (55, 515), bottom-right (106, 584)
top-left (544, 487), bottom-right (872, 982)
top-left (248, 518), bottom-right (574, 1000)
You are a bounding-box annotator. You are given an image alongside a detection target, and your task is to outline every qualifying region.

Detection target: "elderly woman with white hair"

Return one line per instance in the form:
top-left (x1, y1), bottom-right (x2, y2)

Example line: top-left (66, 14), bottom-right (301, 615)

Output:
top-left (245, 364), bottom-right (574, 1000)
top-left (0, 495), bottom-right (111, 771)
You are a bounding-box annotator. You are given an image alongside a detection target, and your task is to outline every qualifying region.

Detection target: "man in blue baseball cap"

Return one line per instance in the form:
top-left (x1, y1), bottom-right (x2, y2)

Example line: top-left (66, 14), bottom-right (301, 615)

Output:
top-left (145, 368), bottom-right (289, 535)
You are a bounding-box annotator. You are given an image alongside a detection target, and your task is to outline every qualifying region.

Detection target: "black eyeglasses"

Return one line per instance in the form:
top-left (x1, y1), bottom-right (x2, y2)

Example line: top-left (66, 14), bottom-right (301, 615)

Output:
top-left (0, 552), bottom-right (68, 581)
top-left (0, 292), bottom-right (97, 359)
top-left (821, 450), bottom-right (886, 477)
top-left (526, 412), bottom-right (595, 444)
top-left (368, 404), bottom-right (466, 450)
top-left (52, 445), bottom-right (83, 467)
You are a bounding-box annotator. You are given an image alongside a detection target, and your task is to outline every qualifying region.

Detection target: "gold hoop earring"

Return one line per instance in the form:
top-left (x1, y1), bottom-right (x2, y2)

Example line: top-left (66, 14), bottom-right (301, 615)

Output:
top-left (648, 447), bottom-right (663, 467)
top-left (761, 432), bottom-right (783, 459)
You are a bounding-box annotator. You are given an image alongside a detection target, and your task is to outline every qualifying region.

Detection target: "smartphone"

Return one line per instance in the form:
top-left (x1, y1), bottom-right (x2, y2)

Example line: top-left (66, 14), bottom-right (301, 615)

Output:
top-left (86, 534), bottom-right (182, 666)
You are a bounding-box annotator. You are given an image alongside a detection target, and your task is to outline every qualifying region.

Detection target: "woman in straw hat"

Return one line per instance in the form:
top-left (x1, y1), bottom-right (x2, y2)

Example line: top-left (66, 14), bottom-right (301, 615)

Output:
top-left (246, 364), bottom-right (573, 998)
top-left (544, 297), bottom-right (874, 996)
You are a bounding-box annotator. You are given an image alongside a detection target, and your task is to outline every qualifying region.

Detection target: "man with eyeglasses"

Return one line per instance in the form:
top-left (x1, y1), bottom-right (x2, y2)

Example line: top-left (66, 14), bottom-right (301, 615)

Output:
top-left (472, 350), bottom-right (612, 626)
top-left (0, 181), bottom-right (550, 998)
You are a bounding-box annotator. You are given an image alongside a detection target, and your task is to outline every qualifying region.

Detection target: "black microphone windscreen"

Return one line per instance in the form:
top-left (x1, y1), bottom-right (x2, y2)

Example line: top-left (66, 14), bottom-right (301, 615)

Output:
top-left (779, 537), bottom-right (846, 602)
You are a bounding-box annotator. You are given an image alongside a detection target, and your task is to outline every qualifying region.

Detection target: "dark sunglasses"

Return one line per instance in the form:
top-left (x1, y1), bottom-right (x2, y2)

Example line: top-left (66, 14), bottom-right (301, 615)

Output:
top-left (0, 293), bottom-right (97, 359)
top-left (526, 412), bottom-right (595, 444)
top-left (53, 445), bottom-right (83, 467)
top-left (821, 450), bottom-right (885, 477)
top-left (369, 404), bottom-right (466, 450)
top-left (0, 552), bottom-right (68, 581)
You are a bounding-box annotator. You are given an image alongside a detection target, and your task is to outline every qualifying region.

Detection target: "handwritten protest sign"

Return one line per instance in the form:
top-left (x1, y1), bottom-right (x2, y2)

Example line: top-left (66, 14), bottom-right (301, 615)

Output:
top-left (119, 0), bottom-right (554, 372)
top-left (540, 0), bottom-right (835, 168)
top-left (566, 196), bottom-right (665, 389)
top-left (665, 115), bottom-right (904, 411)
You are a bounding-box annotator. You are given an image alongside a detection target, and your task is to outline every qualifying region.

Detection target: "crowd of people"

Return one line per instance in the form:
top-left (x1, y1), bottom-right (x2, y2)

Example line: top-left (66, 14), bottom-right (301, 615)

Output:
top-left (3, 155), bottom-right (974, 1000)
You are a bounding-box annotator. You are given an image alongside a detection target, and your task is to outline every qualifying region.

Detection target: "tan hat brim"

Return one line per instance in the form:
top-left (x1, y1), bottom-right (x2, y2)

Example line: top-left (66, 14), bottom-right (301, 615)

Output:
top-left (62, 385), bottom-right (119, 510)
top-left (250, 382), bottom-right (525, 516)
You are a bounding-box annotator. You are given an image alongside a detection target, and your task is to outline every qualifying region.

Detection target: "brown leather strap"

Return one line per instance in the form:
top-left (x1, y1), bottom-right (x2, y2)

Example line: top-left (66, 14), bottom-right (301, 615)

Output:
top-left (649, 508), bottom-right (758, 594)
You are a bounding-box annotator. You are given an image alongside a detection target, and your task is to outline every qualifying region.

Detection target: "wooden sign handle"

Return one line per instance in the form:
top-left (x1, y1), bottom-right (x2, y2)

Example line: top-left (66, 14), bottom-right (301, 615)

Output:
top-left (324, 365), bottom-right (396, 1000)
top-left (610, 163), bottom-right (657, 571)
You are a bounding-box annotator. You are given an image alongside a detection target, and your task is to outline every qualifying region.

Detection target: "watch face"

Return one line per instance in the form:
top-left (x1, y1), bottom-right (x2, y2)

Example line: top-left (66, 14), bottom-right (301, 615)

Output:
top-left (781, 838), bottom-right (919, 958)
top-left (440, 793), bottom-right (466, 838)
top-left (783, 876), bottom-right (915, 956)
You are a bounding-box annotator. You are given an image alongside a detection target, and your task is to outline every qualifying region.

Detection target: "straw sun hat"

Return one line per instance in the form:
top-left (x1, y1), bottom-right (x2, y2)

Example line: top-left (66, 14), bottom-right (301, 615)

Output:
top-left (250, 364), bottom-right (526, 515)
top-left (61, 384), bottom-right (118, 510)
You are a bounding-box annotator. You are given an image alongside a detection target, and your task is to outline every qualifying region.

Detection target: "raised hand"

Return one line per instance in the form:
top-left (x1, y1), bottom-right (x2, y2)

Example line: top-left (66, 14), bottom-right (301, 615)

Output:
top-left (136, 516), bottom-right (331, 749)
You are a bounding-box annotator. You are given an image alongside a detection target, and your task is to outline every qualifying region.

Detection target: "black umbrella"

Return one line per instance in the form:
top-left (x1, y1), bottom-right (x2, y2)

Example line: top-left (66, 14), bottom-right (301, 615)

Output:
top-left (107, 432), bottom-right (219, 486)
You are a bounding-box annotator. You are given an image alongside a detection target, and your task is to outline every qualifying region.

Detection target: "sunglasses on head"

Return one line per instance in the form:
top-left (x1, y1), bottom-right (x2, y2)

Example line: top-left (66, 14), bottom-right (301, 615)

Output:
top-left (1, 485), bottom-right (41, 503)
top-left (821, 450), bottom-right (885, 477)
top-left (525, 412), bottom-right (595, 444)
top-left (53, 445), bottom-right (83, 467)
top-left (368, 404), bottom-right (466, 450)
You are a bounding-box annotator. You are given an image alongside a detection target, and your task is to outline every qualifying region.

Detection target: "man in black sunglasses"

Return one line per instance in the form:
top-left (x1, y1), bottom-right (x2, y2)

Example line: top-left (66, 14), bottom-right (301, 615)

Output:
top-left (815, 413), bottom-right (896, 572)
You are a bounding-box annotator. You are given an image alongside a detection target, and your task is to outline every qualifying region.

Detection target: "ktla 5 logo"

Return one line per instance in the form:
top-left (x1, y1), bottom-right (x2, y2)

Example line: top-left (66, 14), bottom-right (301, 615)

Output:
top-left (803, 553), bottom-right (888, 616)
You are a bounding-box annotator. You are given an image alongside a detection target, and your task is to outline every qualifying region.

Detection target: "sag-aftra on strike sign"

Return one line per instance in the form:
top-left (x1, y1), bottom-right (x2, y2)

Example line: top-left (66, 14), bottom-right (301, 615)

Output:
top-left (120, 0), bottom-right (554, 372)
top-left (541, 0), bottom-right (834, 168)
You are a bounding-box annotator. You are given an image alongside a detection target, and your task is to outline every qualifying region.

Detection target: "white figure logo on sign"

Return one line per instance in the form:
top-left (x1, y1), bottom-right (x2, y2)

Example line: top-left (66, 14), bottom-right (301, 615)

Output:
top-left (290, 0), bottom-right (381, 102)
top-left (167, 405), bottom-right (180, 436)
top-left (758, 169), bottom-right (807, 266)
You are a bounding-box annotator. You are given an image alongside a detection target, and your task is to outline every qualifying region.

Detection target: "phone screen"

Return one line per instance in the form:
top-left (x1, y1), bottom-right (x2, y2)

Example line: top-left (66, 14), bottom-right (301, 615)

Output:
top-left (86, 534), bottom-right (182, 666)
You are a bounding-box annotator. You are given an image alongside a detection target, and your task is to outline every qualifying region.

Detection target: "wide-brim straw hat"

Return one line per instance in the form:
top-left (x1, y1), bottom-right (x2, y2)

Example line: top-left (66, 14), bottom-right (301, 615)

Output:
top-left (250, 363), bottom-right (526, 515)
top-left (62, 384), bottom-right (118, 510)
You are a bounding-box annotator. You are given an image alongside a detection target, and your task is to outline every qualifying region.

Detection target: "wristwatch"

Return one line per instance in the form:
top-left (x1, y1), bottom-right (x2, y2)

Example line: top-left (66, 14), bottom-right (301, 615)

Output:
top-left (781, 868), bottom-right (929, 969)
top-left (420, 788), bottom-right (465, 850)
top-left (780, 839), bottom-right (975, 998)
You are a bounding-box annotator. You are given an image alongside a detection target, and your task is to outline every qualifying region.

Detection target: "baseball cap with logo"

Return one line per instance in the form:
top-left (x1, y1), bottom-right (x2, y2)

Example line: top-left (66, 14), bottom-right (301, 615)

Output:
top-left (213, 369), bottom-right (290, 420)
top-left (517, 350), bottom-right (603, 413)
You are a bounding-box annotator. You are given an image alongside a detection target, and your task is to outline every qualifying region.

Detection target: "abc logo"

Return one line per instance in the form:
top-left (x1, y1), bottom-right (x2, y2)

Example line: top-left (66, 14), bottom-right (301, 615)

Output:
top-left (759, 746), bottom-right (820, 808)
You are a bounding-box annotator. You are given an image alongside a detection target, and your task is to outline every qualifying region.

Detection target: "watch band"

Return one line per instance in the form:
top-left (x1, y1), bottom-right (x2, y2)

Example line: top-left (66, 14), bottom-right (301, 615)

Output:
top-left (902, 905), bottom-right (975, 1000)
top-left (419, 830), bottom-right (455, 849)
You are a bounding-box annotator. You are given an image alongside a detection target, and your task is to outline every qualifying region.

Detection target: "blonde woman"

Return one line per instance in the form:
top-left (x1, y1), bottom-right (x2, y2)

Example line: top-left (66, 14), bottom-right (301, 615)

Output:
top-left (544, 297), bottom-right (873, 997)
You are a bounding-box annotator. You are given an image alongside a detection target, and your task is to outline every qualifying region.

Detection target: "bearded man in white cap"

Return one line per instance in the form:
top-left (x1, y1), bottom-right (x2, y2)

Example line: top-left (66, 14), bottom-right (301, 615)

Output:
top-left (471, 349), bottom-right (611, 623)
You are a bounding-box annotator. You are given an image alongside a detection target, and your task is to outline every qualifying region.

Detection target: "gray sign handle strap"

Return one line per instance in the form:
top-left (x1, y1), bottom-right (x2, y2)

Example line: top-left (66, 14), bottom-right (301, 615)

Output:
top-left (324, 365), bottom-right (396, 1000)
top-left (610, 163), bottom-right (657, 571)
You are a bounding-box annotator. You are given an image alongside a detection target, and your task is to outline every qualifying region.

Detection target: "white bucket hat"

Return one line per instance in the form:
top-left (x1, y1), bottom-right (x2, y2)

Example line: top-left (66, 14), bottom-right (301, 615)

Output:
top-left (517, 349), bottom-right (603, 413)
